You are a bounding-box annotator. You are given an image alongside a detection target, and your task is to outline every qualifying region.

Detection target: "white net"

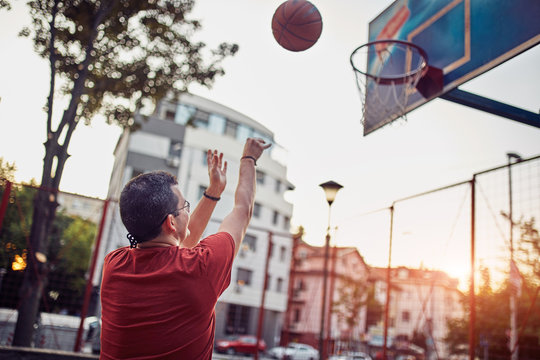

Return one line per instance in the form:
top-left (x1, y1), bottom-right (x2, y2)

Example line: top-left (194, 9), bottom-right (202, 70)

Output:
top-left (350, 40), bottom-right (428, 132)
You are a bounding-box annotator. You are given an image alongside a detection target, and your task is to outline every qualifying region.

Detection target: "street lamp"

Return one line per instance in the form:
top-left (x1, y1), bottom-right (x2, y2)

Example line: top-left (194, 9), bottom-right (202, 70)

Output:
top-left (318, 180), bottom-right (343, 360)
top-left (507, 152), bottom-right (522, 360)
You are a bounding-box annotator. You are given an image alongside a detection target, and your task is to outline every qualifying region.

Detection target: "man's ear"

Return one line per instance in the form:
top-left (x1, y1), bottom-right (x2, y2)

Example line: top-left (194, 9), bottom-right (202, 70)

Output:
top-left (161, 214), bottom-right (177, 233)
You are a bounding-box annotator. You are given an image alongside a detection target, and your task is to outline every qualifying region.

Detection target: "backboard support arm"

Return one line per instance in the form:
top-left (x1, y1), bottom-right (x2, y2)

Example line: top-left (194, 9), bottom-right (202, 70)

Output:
top-left (441, 88), bottom-right (540, 129)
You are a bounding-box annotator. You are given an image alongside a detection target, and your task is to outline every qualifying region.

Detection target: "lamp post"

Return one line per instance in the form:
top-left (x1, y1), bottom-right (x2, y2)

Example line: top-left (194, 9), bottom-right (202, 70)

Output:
top-left (507, 152), bottom-right (521, 360)
top-left (318, 180), bottom-right (343, 360)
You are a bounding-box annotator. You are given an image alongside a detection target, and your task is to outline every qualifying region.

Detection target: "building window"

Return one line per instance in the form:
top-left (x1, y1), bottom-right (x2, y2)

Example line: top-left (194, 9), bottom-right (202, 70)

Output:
top-left (198, 185), bottom-right (206, 199)
top-left (265, 275), bottom-right (271, 291)
top-left (192, 109), bottom-right (210, 128)
top-left (132, 168), bottom-right (144, 178)
top-left (236, 268), bottom-right (252, 286)
top-left (224, 119), bottom-right (238, 138)
top-left (253, 130), bottom-right (273, 146)
top-left (209, 113), bottom-right (226, 134)
top-left (175, 104), bottom-right (196, 125)
top-left (276, 278), bottom-right (284, 292)
top-left (236, 124), bottom-right (252, 141)
top-left (272, 210), bottom-right (279, 225)
top-left (256, 170), bottom-right (265, 185)
top-left (244, 234), bottom-right (257, 252)
top-left (253, 202), bottom-right (261, 218)
top-left (225, 304), bottom-right (251, 335)
top-left (165, 110), bottom-right (176, 121)
top-left (283, 216), bottom-right (290, 230)
top-left (269, 241), bottom-right (274, 258)
top-left (169, 140), bottom-right (182, 157)
top-left (275, 179), bottom-right (281, 193)
top-left (402, 311), bottom-right (410, 322)
top-left (202, 149), bottom-right (208, 166)
top-left (280, 246), bottom-right (286, 262)
top-left (294, 309), bottom-right (301, 323)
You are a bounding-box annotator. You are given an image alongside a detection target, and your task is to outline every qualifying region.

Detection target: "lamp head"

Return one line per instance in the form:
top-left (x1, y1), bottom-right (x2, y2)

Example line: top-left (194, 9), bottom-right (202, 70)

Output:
top-left (507, 152), bottom-right (522, 162)
top-left (319, 180), bottom-right (343, 206)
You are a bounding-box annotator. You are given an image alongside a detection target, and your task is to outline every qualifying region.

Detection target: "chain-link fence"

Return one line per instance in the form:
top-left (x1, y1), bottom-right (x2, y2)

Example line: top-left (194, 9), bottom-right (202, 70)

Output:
top-left (340, 155), bottom-right (540, 360)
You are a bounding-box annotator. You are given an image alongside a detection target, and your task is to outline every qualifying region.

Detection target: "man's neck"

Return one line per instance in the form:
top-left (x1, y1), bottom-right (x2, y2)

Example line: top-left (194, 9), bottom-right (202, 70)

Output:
top-left (137, 235), bottom-right (178, 248)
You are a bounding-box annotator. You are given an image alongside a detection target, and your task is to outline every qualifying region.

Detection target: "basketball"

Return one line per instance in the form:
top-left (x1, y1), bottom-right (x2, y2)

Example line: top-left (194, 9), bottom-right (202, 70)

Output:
top-left (271, 0), bottom-right (323, 52)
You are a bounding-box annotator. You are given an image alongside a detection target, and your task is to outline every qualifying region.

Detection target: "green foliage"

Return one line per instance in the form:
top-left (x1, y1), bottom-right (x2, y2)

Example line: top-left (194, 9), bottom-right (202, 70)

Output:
top-left (0, 182), bottom-right (36, 271)
top-left (0, 181), bottom-right (97, 313)
top-left (365, 285), bottom-right (384, 329)
top-left (21, 0), bottom-right (238, 128)
top-left (46, 213), bottom-right (97, 314)
top-left (444, 256), bottom-right (540, 357)
top-left (333, 277), bottom-right (368, 331)
top-left (517, 217), bottom-right (540, 285)
top-left (333, 277), bottom-right (382, 335)
top-left (0, 1), bottom-right (11, 11)
top-left (0, 157), bottom-right (16, 182)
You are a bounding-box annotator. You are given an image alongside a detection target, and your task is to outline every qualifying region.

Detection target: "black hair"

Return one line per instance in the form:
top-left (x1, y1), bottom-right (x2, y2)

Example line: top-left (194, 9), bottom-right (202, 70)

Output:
top-left (119, 170), bottom-right (179, 244)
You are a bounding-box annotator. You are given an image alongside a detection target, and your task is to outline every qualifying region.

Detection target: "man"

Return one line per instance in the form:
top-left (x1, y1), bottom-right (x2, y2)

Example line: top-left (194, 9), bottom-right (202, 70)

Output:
top-left (100, 138), bottom-right (271, 359)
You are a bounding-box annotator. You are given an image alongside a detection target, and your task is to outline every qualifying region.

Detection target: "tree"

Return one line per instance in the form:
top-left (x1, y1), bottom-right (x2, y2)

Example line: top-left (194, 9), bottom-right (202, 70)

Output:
top-left (4, 0), bottom-right (238, 346)
top-left (516, 217), bottom-right (540, 284)
top-left (332, 276), bottom-right (368, 339)
top-left (444, 262), bottom-right (540, 358)
top-left (0, 158), bottom-right (16, 182)
top-left (0, 159), bottom-right (36, 276)
top-left (46, 214), bottom-right (97, 314)
top-left (332, 277), bottom-right (382, 345)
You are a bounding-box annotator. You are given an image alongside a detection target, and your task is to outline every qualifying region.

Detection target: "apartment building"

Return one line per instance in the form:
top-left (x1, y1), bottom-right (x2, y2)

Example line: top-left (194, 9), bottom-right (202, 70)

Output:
top-left (369, 266), bottom-right (464, 359)
top-left (96, 93), bottom-right (295, 348)
top-left (282, 238), bottom-right (370, 353)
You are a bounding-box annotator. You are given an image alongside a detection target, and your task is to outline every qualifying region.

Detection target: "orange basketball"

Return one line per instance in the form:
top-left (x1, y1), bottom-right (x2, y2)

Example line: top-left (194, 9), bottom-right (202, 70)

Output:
top-left (271, 0), bottom-right (323, 52)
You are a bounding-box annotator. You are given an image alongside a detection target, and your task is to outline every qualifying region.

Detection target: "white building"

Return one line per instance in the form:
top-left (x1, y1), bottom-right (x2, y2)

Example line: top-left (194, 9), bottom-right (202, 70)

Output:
top-left (370, 266), bottom-right (464, 359)
top-left (95, 93), bottom-right (295, 348)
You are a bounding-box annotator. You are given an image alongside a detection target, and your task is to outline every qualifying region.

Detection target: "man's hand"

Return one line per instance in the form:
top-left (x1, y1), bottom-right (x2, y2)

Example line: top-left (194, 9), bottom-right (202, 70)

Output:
top-left (206, 149), bottom-right (227, 197)
top-left (242, 138), bottom-right (272, 162)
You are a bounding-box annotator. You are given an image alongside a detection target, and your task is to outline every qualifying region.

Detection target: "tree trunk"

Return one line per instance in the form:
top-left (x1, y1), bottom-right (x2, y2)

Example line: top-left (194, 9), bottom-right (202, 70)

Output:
top-left (12, 140), bottom-right (69, 346)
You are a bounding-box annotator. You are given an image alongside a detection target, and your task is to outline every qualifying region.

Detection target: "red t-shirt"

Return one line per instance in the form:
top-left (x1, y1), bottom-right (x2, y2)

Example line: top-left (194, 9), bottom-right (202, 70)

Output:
top-left (100, 232), bottom-right (235, 359)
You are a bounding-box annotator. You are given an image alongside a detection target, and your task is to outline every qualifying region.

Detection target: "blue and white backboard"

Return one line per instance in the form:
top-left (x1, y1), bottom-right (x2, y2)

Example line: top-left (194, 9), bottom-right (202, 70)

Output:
top-left (363, 0), bottom-right (540, 135)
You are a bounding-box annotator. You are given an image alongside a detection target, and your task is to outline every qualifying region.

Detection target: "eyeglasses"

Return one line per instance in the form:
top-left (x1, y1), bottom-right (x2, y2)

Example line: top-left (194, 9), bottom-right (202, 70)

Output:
top-left (158, 200), bottom-right (190, 226)
top-left (178, 200), bottom-right (190, 213)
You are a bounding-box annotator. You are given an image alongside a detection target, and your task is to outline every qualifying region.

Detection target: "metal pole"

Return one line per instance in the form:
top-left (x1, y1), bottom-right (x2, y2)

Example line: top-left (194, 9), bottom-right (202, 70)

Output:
top-left (326, 243), bottom-right (338, 354)
top-left (255, 231), bottom-right (273, 360)
top-left (319, 206), bottom-right (332, 360)
top-left (0, 180), bottom-right (12, 232)
top-left (469, 178), bottom-right (476, 360)
top-left (74, 199), bottom-right (109, 352)
top-left (319, 231), bottom-right (331, 360)
top-left (508, 155), bottom-right (518, 360)
top-left (382, 205), bottom-right (394, 360)
top-left (282, 232), bottom-right (299, 346)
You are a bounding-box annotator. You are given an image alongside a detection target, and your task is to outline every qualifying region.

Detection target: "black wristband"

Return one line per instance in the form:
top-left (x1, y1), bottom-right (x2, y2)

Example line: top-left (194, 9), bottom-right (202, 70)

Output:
top-left (203, 191), bottom-right (220, 201)
top-left (241, 156), bottom-right (257, 166)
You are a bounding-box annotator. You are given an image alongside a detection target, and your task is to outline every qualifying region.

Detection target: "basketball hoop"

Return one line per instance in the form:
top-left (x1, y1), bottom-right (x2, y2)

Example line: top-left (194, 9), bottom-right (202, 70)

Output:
top-left (350, 39), bottom-right (429, 129)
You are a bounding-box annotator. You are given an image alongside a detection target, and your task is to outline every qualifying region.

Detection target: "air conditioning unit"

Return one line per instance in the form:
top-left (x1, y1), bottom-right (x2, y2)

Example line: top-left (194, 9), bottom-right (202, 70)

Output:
top-left (166, 156), bottom-right (180, 167)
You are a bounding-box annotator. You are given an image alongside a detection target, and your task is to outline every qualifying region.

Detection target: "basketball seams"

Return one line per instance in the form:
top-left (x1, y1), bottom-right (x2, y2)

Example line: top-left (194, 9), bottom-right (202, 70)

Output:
top-left (286, 2), bottom-right (321, 26)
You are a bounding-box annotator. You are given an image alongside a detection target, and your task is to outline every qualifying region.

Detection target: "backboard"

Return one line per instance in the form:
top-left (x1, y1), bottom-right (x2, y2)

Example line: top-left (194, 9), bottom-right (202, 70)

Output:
top-left (360, 0), bottom-right (540, 135)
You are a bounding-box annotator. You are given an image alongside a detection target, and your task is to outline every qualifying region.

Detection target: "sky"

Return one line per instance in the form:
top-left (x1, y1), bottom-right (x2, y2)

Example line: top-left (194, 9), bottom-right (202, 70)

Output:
top-left (1, 1), bottom-right (539, 285)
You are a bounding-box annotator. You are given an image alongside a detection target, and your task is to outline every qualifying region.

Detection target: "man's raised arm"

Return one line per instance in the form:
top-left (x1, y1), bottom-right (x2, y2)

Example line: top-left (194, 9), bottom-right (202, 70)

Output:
top-left (218, 138), bottom-right (271, 255)
top-left (183, 150), bottom-right (227, 248)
